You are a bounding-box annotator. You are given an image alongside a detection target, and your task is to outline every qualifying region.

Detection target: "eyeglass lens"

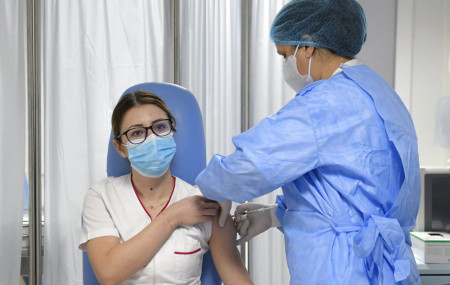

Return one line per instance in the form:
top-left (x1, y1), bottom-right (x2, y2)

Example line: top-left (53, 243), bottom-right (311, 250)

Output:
top-left (126, 120), bottom-right (171, 144)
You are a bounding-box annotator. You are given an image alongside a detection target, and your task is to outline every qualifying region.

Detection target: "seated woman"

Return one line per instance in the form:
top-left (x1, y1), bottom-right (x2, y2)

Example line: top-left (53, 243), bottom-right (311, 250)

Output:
top-left (79, 90), bottom-right (253, 285)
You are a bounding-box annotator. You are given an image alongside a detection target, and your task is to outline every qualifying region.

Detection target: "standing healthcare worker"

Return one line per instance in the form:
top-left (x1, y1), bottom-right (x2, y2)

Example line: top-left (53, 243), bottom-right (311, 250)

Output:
top-left (195, 0), bottom-right (422, 284)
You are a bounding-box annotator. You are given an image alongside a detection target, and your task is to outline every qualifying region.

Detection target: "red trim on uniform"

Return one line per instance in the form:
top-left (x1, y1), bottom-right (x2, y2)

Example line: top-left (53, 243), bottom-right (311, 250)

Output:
top-left (160, 176), bottom-right (176, 213)
top-left (131, 175), bottom-right (176, 220)
top-left (174, 248), bottom-right (201, 255)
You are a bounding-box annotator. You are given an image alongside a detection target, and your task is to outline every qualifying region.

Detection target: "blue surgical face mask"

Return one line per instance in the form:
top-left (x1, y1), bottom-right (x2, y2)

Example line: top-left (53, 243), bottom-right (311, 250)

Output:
top-left (283, 46), bottom-right (313, 93)
top-left (127, 134), bottom-right (176, 178)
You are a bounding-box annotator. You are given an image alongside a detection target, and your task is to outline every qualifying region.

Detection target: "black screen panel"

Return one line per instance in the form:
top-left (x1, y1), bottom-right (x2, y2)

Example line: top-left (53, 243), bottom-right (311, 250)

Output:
top-left (424, 174), bottom-right (450, 232)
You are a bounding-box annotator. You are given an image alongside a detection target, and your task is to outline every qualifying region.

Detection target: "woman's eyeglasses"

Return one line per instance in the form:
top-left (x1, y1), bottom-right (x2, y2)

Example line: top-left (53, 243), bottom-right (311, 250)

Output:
top-left (116, 119), bottom-right (173, 145)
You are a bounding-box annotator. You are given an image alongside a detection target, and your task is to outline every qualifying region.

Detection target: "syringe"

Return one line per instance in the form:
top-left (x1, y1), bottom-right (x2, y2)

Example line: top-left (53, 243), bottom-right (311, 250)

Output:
top-left (231, 207), bottom-right (271, 219)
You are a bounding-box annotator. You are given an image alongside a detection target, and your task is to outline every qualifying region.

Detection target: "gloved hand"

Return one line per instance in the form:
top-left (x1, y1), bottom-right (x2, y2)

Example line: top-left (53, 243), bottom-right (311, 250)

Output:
top-left (234, 203), bottom-right (281, 245)
top-left (218, 200), bottom-right (232, 227)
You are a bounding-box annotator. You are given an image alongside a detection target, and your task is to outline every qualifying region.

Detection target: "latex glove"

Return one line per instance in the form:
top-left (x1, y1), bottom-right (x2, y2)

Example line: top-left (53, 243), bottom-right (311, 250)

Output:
top-left (234, 203), bottom-right (281, 245)
top-left (218, 200), bottom-right (232, 227)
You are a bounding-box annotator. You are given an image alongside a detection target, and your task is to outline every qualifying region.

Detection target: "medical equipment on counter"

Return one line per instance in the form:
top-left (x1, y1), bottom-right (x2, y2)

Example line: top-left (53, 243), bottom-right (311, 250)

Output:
top-left (411, 232), bottom-right (450, 264)
top-left (416, 167), bottom-right (450, 232)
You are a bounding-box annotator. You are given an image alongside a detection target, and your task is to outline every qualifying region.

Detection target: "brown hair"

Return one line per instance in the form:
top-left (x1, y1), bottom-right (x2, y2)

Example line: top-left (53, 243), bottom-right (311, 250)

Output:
top-left (111, 90), bottom-right (176, 142)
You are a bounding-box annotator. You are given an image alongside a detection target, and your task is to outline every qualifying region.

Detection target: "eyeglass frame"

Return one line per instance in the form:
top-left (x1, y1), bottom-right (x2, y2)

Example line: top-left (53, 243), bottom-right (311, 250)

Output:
top-left (115, 118), bottom-right (174, 145)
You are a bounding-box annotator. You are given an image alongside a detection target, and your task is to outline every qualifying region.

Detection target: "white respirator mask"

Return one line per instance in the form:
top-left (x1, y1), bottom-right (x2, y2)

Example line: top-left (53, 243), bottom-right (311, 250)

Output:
top-left (283, 46), bottom-right (313, 93)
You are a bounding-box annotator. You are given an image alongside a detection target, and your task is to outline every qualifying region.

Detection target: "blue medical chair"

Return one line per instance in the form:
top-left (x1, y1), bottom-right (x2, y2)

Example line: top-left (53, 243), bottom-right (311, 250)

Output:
top-left (82, 82), bottom-right (221, 284)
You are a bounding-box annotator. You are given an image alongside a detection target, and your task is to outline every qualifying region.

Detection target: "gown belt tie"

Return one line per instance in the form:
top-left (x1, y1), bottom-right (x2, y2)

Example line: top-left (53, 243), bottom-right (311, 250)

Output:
top-left (332, 214), bottom-right (410, 282)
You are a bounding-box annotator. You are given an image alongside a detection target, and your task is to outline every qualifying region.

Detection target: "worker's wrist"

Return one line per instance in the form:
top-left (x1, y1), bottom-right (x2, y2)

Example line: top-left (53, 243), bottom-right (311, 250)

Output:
top-left (269, 204), bottom-right (281, 227)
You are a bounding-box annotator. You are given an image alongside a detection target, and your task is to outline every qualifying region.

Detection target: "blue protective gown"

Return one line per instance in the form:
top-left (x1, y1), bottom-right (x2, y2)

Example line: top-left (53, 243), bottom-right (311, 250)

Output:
top-left (195, 64), bottom-right (421, 284)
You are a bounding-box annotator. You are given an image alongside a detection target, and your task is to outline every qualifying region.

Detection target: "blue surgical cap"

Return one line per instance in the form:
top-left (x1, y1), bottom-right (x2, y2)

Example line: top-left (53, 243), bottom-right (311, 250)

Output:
top-left (270, 0), bottom-right (367, 57)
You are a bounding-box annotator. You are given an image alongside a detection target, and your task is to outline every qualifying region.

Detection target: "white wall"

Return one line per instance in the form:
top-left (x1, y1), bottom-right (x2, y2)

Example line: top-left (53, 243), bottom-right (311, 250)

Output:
top-left (358, 0), bottom-right (397, 86)
top-left (396, 0), bottom-right (450, 166)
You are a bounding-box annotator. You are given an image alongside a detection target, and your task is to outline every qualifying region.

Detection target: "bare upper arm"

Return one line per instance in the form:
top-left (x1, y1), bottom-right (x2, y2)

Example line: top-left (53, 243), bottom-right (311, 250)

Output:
top-left (210, 214), bottom-right (237, 248)
top-left (85, 236), bottom-right (120, 273)
top-left (209, 214), bottom-right (253, 285)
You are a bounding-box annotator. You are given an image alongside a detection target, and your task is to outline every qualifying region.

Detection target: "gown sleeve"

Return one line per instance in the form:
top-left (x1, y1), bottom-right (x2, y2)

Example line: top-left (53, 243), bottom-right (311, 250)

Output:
top-left (195, 96), bottom-right (320, 202)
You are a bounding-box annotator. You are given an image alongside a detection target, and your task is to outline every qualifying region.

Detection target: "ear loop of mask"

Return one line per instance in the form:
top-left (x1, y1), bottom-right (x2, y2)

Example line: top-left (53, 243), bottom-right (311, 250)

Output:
top-left (284, 45), bottom-right (300, 62)
top-left (294, 46), bottom-right (312, 77)
top-left (294, 45), bottom-right (300, 57)
top-left (307, 53), bottom-right (312, 78)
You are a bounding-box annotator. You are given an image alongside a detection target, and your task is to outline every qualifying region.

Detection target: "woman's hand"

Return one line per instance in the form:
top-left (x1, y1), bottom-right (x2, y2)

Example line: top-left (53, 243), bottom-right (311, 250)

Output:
top-left (164, 195), bottom-right (219, 227)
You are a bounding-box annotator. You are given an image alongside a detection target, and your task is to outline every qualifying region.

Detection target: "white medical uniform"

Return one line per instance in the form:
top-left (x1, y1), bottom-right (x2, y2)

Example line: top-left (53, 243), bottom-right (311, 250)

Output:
top-left (79, 175), bottom-right (212, 285)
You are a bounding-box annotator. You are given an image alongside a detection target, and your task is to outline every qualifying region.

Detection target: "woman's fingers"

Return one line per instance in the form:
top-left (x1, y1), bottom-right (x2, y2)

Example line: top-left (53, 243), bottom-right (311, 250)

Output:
top-left (202, 208), bottom-right (219, 216)
top-left (202, 200), bottom-right (219, 210)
